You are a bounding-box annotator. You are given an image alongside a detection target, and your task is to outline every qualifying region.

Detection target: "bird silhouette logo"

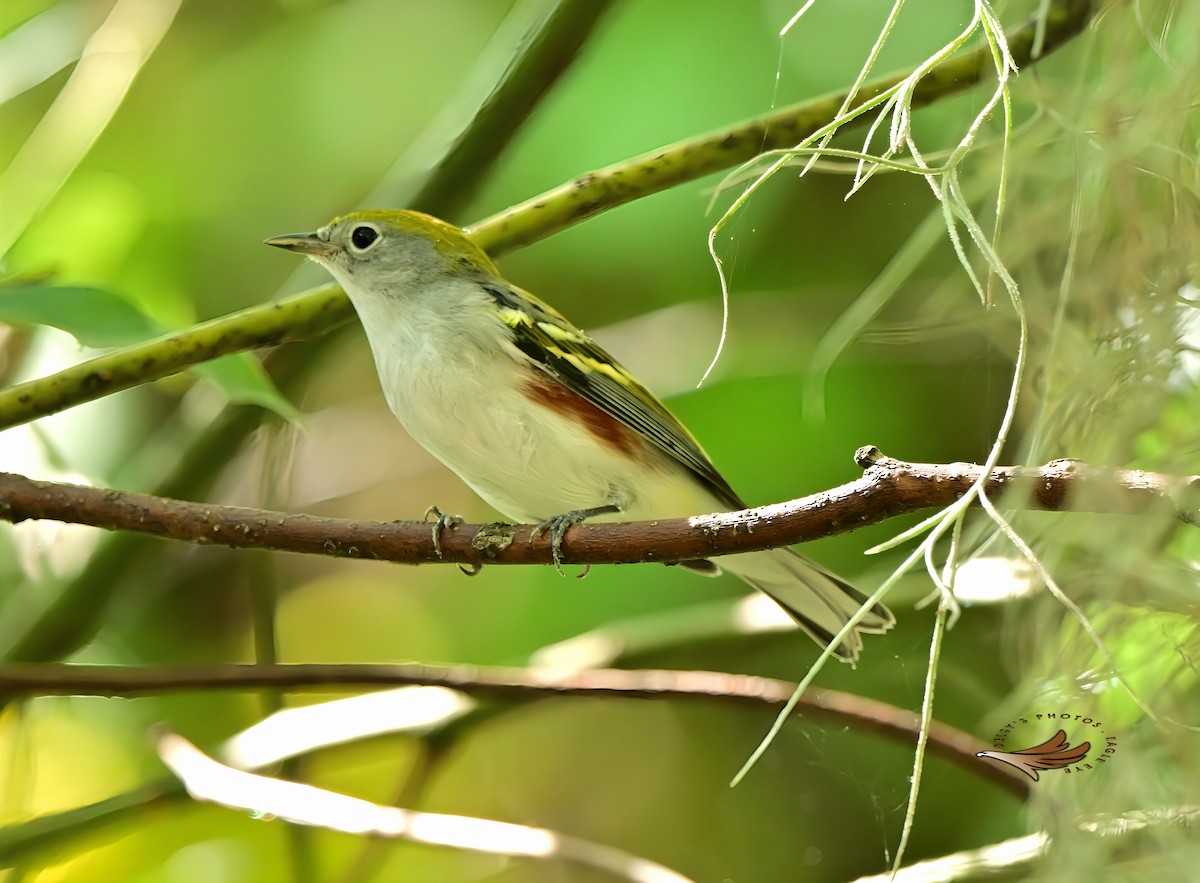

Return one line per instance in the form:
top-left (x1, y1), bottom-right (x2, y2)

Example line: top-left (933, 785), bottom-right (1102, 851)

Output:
top-left (977, 729), bottom-right (1091, 781)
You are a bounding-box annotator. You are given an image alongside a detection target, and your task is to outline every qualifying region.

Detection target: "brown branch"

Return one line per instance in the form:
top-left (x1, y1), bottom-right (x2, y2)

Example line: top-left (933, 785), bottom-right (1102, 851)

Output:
top-left (0, 661), bottom-right (1031, 798)
top-left (0, 449), bottom-right (1193, 568)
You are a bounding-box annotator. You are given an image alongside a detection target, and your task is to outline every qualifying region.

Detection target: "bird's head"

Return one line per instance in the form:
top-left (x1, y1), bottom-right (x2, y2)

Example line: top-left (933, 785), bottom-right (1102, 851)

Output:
top-left (265, 210), bottom-right (500, 297)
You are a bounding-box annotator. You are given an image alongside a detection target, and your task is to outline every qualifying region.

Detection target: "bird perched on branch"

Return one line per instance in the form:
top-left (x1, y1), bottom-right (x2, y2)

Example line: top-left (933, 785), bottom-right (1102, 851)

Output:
top-left (267, 210), bottom-right (893, 660)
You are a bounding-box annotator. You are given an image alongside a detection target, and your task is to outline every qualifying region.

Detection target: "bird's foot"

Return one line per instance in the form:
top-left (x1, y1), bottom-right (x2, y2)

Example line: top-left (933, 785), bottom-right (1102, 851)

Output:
top-left (423, 505), bottom-right (464, 560)
top-left (531, 504), bottom-right (619, 576)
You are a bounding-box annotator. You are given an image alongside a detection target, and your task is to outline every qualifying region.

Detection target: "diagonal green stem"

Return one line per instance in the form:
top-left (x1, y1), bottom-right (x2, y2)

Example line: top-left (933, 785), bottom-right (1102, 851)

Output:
top-left (468, 0), bottom-right (1092, 252)
top-left (407, 0), bottom-right (617, 221)
top-left (0, 286), bottom-right (355, 430)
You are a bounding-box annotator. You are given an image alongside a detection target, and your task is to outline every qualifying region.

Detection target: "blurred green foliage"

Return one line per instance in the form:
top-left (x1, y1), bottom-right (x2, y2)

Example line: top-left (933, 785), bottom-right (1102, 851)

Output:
top-left (0, 1), bottom-right (1197, 882)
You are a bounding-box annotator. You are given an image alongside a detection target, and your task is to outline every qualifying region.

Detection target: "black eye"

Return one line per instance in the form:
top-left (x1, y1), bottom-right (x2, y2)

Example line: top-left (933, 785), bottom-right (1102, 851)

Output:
top-left (350, 225), bottom-right (379, 250)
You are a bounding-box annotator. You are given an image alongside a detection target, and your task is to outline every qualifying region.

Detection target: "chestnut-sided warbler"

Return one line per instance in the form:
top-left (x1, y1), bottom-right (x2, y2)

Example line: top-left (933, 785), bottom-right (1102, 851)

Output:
top-left (266, 210), bottom-right (893, 660)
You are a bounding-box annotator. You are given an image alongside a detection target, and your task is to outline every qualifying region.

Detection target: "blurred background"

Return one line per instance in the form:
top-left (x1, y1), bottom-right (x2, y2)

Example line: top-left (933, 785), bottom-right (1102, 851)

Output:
top-left (0, 0), bottom-right (1197, 880)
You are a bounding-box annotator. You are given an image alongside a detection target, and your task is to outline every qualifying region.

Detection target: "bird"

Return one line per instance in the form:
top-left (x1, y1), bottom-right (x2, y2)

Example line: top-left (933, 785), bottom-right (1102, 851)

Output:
top-left (266, 210), bottom-right (893, 660)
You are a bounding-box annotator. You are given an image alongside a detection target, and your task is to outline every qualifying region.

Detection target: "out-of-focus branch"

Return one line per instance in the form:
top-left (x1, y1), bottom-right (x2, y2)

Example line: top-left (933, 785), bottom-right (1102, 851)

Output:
top-left (407, 0), bottom-right (618, 221)
top-left (0, 449), bottom-right (1193, 570)
top-left (0, 660), bottom-right (1031, 798)
top-left (158, 731), bottom-right (694, 883)
top-left (854, 807), bottom-right (1200, 883)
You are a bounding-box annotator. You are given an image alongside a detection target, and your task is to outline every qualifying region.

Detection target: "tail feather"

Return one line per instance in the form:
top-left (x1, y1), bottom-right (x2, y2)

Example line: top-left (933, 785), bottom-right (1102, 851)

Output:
top-left (720, 547), bottom-right (893, 662)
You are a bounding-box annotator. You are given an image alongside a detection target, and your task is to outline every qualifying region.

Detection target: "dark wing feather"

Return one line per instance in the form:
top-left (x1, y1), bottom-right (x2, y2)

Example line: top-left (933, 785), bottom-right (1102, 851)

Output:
top-left (483, 282), bottom-right (743, 509)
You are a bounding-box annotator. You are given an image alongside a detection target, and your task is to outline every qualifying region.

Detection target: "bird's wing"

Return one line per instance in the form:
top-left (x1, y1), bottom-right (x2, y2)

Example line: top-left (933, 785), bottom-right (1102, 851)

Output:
top-left (483, 282), bottom-right (743, 510)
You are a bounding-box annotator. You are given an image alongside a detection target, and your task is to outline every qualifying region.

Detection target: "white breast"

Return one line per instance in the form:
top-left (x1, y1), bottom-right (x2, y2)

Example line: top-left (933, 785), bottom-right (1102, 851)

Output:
top-left (344, 278), bottom-right (701, 523)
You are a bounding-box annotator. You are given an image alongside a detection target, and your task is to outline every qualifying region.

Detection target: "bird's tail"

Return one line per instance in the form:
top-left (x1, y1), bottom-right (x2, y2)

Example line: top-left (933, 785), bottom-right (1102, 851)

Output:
top-left (721, 547), bottom-right (894, 662)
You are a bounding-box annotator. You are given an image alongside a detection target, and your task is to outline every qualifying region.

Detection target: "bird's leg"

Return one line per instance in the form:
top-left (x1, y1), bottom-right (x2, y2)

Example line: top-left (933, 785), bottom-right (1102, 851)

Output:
top-left (532, 504), bottom-right (620, 576)
top-left (423, 505), bottom-right (464, 560)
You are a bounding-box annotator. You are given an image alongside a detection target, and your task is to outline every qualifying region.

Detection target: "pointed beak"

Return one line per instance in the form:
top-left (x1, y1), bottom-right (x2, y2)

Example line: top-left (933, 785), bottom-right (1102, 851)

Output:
top-left (263, 231), bottom-right (341, 259)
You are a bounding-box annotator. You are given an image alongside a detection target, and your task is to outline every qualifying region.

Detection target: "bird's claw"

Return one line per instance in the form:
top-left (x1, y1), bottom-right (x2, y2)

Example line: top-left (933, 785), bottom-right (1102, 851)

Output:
top-left (531, 511), bottom-right (587, 576)
top-left (423, 505), bottom-right (464, 559)
top-left (531, 504), bottom-right (619, 577)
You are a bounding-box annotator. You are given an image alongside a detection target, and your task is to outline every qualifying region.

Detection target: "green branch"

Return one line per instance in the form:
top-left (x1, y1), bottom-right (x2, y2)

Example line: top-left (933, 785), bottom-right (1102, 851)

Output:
top-left (0, 0), bottom-right (1094, 432)
top-left (470, 0), bottom-right (1093, 252)
top-left (0, 286), bottom-right (354, 428)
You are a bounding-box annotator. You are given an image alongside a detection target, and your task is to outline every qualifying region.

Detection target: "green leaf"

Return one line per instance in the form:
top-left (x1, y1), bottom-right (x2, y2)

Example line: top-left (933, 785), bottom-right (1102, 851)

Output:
top-left (0, 283), bottom-right (165, 348)
top-left (192, 353), bottom-right (301, 422)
